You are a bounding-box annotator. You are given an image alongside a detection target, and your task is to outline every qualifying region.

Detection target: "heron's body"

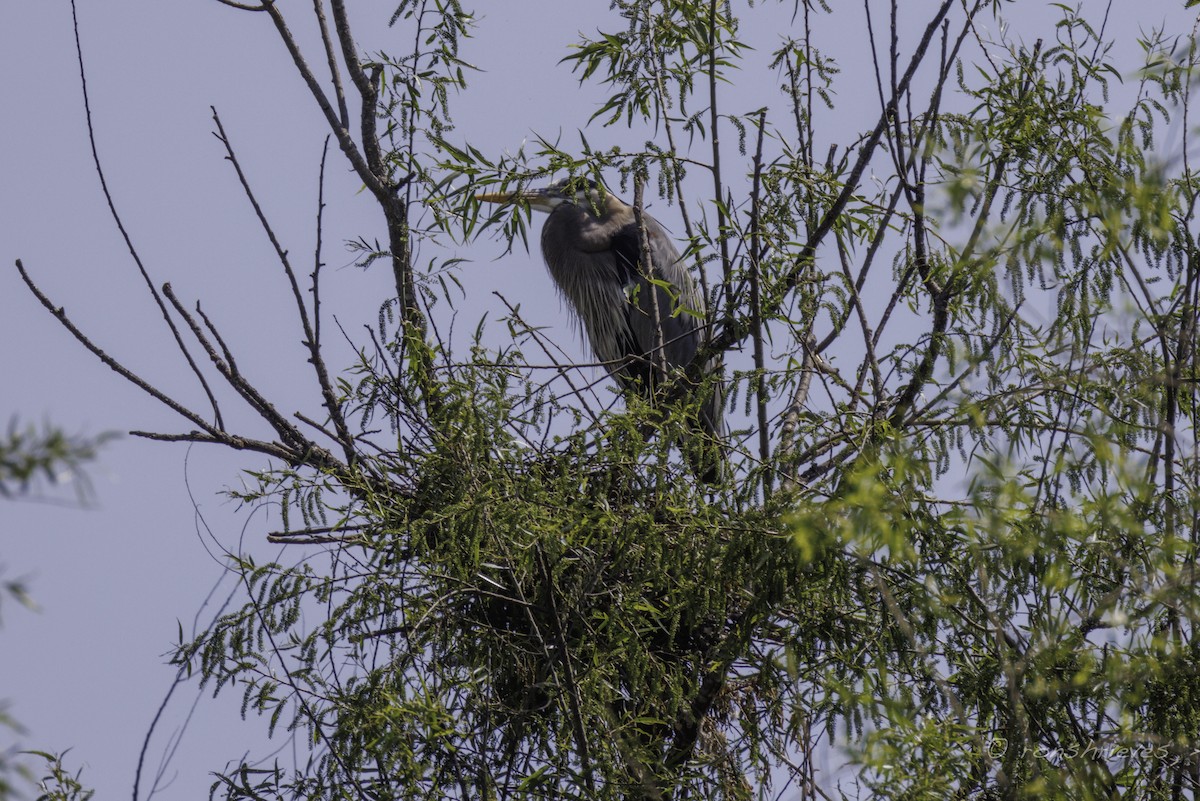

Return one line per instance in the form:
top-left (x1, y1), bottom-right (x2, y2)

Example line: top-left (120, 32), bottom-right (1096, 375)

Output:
top-left (540, 199), bottom-right (704, 387)
top-left (479, 178), bottom-right (724, 479)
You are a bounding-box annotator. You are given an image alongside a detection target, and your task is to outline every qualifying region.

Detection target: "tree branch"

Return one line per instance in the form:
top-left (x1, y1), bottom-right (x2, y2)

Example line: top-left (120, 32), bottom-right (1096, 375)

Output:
top-left (68, 0), bottom-right (224, 429)
top-left (210, 111), bottom-right (357, 465)
top-left (259, 2), bottom-right (387, 198)
top-left (17, 260), bottom-right (218, 435)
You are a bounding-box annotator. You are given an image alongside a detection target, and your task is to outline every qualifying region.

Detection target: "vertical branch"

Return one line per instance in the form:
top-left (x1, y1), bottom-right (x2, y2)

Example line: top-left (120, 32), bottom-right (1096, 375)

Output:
top-left (259, 4), bottom-right (386, 197)
top-left (646, 24), bottom-right (709, 311)
top-left (707, 0), bottom-right (732, 325)
top-left (310, 135), bottom-right (358, 466)
top-left (402, 1), bottom-right (431, 218)
top-left (748, 111), bottom-right (772, 494)
top-left (312, 0), bottom-right (350, 130)
top-left (311, 136), bottom-right (330, 357)
top-left (327, 1), bottom-right (422, 332)
top-left (1161, 249), bottom-right (1195, 549)
top-left (633, 176), bottom-right (668, 375)
top-left (327, 0), bottom-right (386, 177)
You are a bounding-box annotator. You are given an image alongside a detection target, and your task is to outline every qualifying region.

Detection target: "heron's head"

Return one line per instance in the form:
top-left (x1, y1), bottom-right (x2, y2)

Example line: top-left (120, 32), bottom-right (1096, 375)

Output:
top-left (476, 177), bottom-right (614, 215)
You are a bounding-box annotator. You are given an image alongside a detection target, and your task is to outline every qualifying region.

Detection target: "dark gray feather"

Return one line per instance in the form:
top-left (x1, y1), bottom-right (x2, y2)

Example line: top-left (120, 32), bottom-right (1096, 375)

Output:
top-left (536, 188), bottom-right (725, 479)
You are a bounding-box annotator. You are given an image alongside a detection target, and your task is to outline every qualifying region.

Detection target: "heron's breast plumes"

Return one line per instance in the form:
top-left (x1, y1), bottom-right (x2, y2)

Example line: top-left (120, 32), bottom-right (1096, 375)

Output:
top-left (540, 205), bottom-right (632, 369)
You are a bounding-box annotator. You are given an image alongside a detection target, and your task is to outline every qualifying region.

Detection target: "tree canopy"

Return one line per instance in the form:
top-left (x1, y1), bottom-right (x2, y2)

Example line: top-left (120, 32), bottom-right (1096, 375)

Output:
top-left (16, 1), bottom-right (1200, 798)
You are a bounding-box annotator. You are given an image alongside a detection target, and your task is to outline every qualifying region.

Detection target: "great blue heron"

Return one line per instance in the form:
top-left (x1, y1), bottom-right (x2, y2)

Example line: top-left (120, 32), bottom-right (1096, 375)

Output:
top-left (477, 177), bottom-right (724, 480)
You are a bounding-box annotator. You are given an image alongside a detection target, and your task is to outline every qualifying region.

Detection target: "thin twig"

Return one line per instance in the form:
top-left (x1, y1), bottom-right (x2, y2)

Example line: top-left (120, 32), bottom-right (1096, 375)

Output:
top-left (309, 136), bottom-right (357, 464)
top-left (705, 0), bottom-right (961, 364)
top-left (633, 176), bottom-right (668, 375)
top-left (707, 0), bottom-right (732, 327)
top-left (493, 292), bottom-right (604, 426)
top-left (259, 2), bottom-right (387, 197)
top-left (267, 524), bottom-right (366, 545)
top-left (210, 112), bottom-right (357, 464)
top-left (312, 0), bottom-right (350, 130)
top-left (68, 0), bottom-right (224, 428)
top-left (17, 260), bottom-right (217, 434)
top-left (161, 284), bottom-right (308, 451)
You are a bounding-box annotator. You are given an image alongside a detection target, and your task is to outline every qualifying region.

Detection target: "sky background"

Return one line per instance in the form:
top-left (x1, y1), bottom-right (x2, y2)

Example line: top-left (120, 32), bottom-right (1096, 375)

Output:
top-left (1, 2), bottom-right (1193, 798)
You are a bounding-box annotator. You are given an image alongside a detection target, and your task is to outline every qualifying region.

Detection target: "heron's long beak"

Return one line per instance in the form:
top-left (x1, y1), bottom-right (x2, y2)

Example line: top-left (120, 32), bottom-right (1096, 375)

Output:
top-left (476, 188), bottom-right (560, 212)
top-left (475, 191), bottom-right (520, 204)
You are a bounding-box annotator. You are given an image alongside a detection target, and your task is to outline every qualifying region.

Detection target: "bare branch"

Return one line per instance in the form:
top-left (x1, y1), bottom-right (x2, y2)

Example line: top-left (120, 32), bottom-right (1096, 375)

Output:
top-left (312, 0), bottom-right (350, 130)
top-left (327, 0), bottom-right (386, 178)
top-left (706, 0), bottom-right (732, 326)
top-left (17, 259), bottom-right (218, 435)
top-left (267, 523), bottom-right (366, 545)
top-left (259, 2), bottom-right (387, 198)
top-left (160, 284), bottom-right (311, 453)
top-left (210, 111), bottom-right (356, 464)
top-left (213, 0), bottom-right (266, 10)
top-left (68, 0), bottom-right (224, 428)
